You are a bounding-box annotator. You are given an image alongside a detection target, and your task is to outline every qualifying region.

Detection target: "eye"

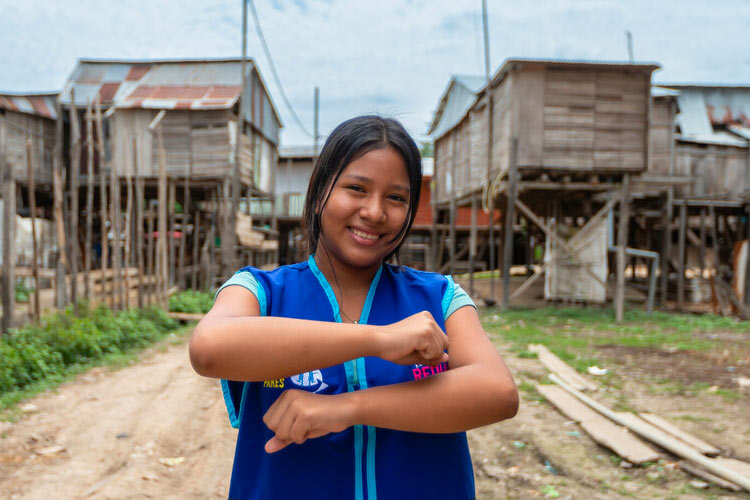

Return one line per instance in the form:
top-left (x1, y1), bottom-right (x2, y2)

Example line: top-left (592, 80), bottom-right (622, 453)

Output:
top-left (345, 184), bottom-right (365, 193)
top-left (388, 194), bottom-right (408, 203)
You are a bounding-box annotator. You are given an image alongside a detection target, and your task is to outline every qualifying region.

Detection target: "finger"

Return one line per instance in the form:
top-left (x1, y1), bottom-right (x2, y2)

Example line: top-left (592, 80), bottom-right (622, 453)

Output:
top-left (265, 435), bottom-right (290, 454)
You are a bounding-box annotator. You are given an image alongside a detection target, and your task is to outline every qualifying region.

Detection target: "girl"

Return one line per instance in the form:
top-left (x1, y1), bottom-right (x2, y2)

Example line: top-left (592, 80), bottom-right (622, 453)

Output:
top-left (190, 116), bottom-right (518, 500)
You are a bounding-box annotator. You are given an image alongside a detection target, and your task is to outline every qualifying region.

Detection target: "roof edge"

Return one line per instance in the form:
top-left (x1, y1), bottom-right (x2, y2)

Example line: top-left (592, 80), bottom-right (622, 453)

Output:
top-left (77, 57), bottom-right (257, 65)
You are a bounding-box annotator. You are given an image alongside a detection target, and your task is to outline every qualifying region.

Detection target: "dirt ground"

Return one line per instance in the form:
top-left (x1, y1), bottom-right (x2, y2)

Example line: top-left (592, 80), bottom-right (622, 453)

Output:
top-left (1, 325), bottom-right (749, 499)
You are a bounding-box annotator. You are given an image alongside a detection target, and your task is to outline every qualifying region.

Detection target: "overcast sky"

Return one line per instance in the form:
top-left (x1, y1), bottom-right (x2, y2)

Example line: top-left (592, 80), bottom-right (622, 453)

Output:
top-left (2, 0), bottom-right (749, 146)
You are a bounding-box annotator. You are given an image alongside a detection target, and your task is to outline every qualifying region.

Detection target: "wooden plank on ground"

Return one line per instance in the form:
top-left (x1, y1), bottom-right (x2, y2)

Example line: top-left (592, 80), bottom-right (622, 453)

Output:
top-left (678, 461), bottom-right (741, 492)
top-left (528, 344), bottom-right (598, 391)
top-left (638, 413), bottom-right (721, 457)
top-left (537, 385), bottom-right (660, 464)
top-left (716, 457), bottom-right (750, 478)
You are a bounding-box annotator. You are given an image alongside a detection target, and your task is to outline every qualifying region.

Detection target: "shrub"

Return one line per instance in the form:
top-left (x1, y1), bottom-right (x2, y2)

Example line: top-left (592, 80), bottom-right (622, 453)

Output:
top-left (168, 290), bottom-right (213, 314)
top-left (0, 301), bottom-right (179, 395)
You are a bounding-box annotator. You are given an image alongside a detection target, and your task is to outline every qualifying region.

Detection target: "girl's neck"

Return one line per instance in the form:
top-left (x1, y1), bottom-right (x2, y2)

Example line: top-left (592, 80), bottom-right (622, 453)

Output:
top-left (313, 245), bottom-right (381, 294)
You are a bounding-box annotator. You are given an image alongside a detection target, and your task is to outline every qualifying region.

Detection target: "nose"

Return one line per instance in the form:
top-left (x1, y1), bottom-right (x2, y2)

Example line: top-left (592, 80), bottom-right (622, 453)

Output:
top-left (360, 195), bottom-right (386, 223)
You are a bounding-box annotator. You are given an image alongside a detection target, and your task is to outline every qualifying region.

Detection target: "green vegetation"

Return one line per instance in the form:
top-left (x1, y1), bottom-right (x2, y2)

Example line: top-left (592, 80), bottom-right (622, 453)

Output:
top-left (168, 289), bottom-right (213, 314)
top-left (14, 281), bottom-right (33, 303)
top-left (482, 306), bottom-right (749, 374)
top-left (0, 302), bottom-right (179, 408)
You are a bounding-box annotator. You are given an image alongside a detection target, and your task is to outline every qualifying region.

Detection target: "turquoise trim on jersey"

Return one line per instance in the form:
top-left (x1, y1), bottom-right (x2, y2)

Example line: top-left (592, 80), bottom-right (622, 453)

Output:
top-left (445, 282), bottom-right (476, 319)
top-left (442, 275), bottom-right (456, 319)
top-left (306, 255), bottom-right (386, 500)
top-left (221, 379), bottom-right (241, 428)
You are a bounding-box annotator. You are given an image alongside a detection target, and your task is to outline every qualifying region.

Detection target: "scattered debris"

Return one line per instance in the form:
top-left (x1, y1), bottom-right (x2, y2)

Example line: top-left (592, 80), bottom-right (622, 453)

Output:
top-left (543, 460), bottom-right (559, 475)
top-left (37, 445), bottom-right (65, 457)
top-left (678, 461), bottom-right (741, 492)
top-left (20, 404), bottom-right (38, 413)
top-left (566, 431), bottom-right (580, 438)
top-left (734, 376), bottom-right (750, 390)
top-left (586, 366), bottom-right (608, 376)
top-left (512, 441), bottom-right (526, 449)
top-left (619, 460), bottom-right (633, 469)
top-left (115, 433), bottom-right (129, 439)
top-left (142, 472), bottom-right (159, 481)
top-left (690, 480), bottom-right (709, 489)
top-left (158, 456), bottom-right (185, 467)
top-left (540, 484), bottom-right (560, 498)
top-left (637, 413), bottom-right (720, 457)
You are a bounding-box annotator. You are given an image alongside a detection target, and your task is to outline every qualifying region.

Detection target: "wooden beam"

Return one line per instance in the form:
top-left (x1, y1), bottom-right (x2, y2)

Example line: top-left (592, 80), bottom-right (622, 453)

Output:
top-left (677, 203), bottom-right (687, 307)
top-left (84, 102), bottom-right (95, 301)
top-left (660, 188), bottom-right (673, 305)
top-left (146, 212), bottom-right (155, 305)
top-left (615, 175), bottom-right (631, 321)
top-left (53, 98), bottom-right (68, 308)
top-left (68, 92), bottom-right (81, 307)
top-left (110, 123), bottom-right (122, 310)
top-left (133, 137), bottom-right (145, 309)
top-left (699, 207), bottom-right (706, 278)
top-left (123, 145), bottom-right (134, 309)
top-left (157, 124), bottom-right (168, 306)
top-left (469, 194), bottom-right (477, 296)
top-left (26, 139), bottom-right (40, 323)
top-left (95, 98), bottom-right (109, 307)
top-left (1, 118), bottom-right (15, 332)
top-left (191, 209), bottom-right (200, 290)
top-left (502, 138), bottom-right (519, 310)
top-left (168, 180), bottom-right (176, 287)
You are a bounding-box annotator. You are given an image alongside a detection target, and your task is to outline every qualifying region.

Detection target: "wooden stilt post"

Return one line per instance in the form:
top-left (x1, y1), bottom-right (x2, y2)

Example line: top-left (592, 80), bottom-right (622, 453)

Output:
top-left (147, 211), bottom-right (155, 306)
top-left (123, 142), bottom-right (134, 309)
top-left (157, 125), bottom-right (168, 306)
top-left (677, 202), bottom-right (687, 307)
top-left (68, 93), bottom-right (81, 308)
top-left (168, 180), bottom-right (176, 287)
top-left (110, 127), bottom-right (122, 310)
top-left (192, 209), bottom-right (200, 290)
top-left (178, 168), bottom-right (190, 290)
top-left (660, 188), bottom-right (673, 305)
top-left (53, 98), bottom-right (68, 308)
top-left (221, 176), bottom-right (234, 278)
top-left (699, 207), bottom-right (706, 279)
top-left (502, 138), bottom-right (519, 310)
top-left (133, 138), bottom-right (145, 309)
top-left (1, 118), bottom-right (16, 332)
top-left (85, 102), bottom-right (94, 301)
top-left (709, 206), bottom-right (720, 277)
top-left (208, 189), bottom-right (218, 289)
top-left (615, 174), bottom-right (631, 321)
top-left (94, 98), bottom-right (109, 307)
top-left (26, 139), bottom-right (41, 323)
top-left (448, 174), bottom-right (456, 277)
top-left (469, 194), bottom-right (478, 296)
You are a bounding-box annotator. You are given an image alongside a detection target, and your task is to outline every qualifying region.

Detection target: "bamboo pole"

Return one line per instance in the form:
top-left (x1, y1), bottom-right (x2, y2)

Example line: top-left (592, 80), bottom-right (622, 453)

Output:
top-left (95, 98), bottom-right (109, 307)
top-left (179, 117), bottom-right (192, 289)
top-left (168, 180), bottom-right (176, 287)
top-left (677, 202), bottom-right (687, 307)
top-left (85, 101), bottom-right (95, 300)
top-left (660, 188), bottom-right (673, 305)
top-left (191, 209), bottom-right (200, 290)
top-left (26, 139), bottom-right (40, 323)
top-left (133, 137), bottom-right (145, 309)
top-left (147, 212), bottom-right (155, 305)
top-left (110, 121), bottom-right (122, 310)
top-left (68, 92), bottom-right (81, 307)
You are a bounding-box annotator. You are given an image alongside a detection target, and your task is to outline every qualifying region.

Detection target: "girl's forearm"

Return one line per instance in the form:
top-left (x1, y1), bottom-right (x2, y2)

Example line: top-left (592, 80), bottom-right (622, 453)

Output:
top-left (190, 316), bottom-right (379, 381)
top-left (346, 364), bottom-right (519, 433)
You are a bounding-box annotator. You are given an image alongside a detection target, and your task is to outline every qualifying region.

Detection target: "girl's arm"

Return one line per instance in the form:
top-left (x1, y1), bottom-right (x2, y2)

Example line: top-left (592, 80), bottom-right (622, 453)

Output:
top-left (262, 305), bottom-right (518, 453)
top-left (189, 286), bottom-right (449, 381)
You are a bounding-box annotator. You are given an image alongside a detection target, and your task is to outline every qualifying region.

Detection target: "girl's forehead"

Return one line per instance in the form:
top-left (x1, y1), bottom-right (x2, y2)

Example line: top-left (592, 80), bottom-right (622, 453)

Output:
top-left (339, 147), bottom-right (409, 182)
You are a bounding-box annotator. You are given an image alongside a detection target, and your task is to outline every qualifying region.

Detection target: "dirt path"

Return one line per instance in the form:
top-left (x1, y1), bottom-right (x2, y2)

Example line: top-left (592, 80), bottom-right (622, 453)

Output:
top-left (1, 334), bottom-right (748, 499)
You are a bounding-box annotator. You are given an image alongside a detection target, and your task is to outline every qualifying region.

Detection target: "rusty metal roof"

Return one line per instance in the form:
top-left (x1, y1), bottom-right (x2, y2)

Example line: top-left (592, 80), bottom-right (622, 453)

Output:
top-left (0, 92), bottom-right (57, 119)
top-left (657, 84), bottom-right (750, 146)
top-left (59, 58), bottom-right (268, 113)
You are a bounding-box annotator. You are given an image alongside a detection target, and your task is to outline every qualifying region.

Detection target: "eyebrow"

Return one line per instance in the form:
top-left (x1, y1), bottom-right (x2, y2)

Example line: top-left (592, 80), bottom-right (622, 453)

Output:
top-left (342, 174), bottom-right (410, 193)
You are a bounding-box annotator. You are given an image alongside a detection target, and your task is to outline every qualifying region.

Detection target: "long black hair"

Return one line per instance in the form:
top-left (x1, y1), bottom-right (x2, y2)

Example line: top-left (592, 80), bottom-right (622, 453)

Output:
top-left (302, 115), bottom-right (422, 263)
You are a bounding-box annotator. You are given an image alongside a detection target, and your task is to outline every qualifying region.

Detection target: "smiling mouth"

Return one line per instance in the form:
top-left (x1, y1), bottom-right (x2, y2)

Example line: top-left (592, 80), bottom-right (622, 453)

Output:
top-left (348, 227), bottom-right (381, 240)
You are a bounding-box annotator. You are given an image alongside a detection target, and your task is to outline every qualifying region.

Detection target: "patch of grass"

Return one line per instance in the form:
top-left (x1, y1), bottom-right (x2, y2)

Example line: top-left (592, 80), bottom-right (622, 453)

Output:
top-left (674, 414), bottom-right (713, 423)
top-left (481, 306), bottom-right (749, 378)
top-left (517, 350), bottom-right (538, 359)
top-left (517, 380), bottom-right (545, 402)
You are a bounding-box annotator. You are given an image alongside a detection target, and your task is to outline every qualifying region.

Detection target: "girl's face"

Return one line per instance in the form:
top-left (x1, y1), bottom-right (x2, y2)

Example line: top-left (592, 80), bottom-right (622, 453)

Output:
top-left (318, 147), bottom-right (411, 271)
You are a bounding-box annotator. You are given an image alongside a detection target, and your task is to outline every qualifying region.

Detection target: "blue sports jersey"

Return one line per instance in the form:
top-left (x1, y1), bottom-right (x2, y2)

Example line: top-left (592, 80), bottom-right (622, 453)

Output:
top-left (221, 256), bottom-right (475, 500)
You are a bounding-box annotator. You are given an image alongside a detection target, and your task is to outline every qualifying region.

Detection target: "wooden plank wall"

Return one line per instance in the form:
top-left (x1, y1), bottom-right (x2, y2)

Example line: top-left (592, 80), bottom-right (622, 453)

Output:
top-left (674, 145), bottom-right (749, 199)
top-left (2, 111), bottom-right (55, 186)
top-left (647, 98), bottom-right (674, 176)
top-left (539, 68), bottom-right (649, 172)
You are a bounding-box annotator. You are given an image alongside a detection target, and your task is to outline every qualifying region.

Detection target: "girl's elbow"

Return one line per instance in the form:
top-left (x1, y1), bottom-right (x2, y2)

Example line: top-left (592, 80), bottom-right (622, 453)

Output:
top-left (189, 326), bottom-right (219, 377)
top-left (491, 376), bottom-right (519, 421)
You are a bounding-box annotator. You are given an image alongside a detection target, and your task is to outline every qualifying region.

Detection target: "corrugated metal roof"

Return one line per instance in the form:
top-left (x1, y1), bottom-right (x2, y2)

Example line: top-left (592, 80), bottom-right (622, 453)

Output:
top-left (279, 144), bottom-right (322, 158)
top-left (427, 75), bottom-right (484, 137)
top-left (661, 85), bottom-right (750, 146)
top-left (0, 92), bottom-right (57, 119)
top-left (59, 58), bottom-right (277, 118)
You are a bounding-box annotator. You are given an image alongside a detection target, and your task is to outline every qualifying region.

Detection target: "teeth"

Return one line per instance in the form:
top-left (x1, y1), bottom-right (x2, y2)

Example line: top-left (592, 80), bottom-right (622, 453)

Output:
top-left (350, 228), bottom-right (379, 240)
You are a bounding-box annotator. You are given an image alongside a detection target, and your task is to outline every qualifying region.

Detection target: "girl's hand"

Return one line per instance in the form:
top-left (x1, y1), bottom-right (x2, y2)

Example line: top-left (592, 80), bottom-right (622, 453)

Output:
top-left (374, 311), bottom-right (449, 366)
top-left (263, 390), bottom-right (355, 453)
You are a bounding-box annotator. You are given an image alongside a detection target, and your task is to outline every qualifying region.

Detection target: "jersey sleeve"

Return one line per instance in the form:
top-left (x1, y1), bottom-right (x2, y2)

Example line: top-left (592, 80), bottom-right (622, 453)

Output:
top-left (442, 276), bottom-right (477, 321)
top-left (215, 269), bottom-right (266, 428)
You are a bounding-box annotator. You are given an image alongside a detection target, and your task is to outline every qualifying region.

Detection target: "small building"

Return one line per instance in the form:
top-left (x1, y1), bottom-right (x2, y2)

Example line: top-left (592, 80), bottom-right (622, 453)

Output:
top-left (0, 92), bottom-right (57, 189)
top-left (59, 58), bottom-right (281, 194)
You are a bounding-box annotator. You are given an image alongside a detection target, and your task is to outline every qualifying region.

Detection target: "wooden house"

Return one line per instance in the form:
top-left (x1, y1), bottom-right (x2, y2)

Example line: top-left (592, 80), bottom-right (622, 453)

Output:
top-left (0, 92), bottom-right (57, 189)
top-left (59, 58), bottom-right (281, 194)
